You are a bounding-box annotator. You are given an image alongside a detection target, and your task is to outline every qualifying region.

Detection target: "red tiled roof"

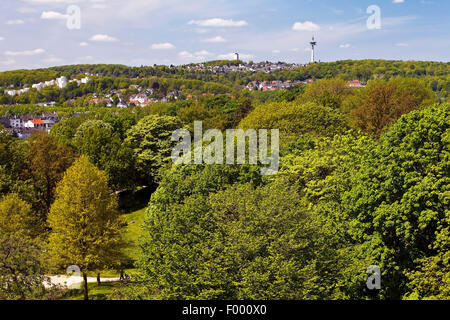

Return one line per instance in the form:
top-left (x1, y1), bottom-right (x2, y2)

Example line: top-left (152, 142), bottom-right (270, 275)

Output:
top-left (30, 120), bottom-right (44, 125)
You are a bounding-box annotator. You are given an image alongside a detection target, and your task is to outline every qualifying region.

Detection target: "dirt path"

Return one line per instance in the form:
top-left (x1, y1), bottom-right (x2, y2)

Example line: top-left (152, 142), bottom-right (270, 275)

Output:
top-left (45, 275), bottom-right (121, 288)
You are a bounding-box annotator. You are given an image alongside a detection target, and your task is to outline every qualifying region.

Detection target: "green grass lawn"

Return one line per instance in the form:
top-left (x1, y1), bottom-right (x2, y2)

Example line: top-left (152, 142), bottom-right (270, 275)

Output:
top-left (62, 281), bottom-right (122, 300)
top-left (121, 207), bottom-right (146, 262)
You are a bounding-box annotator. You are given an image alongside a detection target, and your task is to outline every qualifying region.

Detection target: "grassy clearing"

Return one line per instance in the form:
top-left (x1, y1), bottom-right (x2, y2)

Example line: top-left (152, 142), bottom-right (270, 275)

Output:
top-left (61, 281), bottom-right (122, 300)
top-left (121, 207), bottom-right (146, 262)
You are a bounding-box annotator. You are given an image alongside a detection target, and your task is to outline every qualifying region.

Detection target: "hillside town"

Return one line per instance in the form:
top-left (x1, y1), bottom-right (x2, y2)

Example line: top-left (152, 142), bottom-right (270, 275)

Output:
top-left (184, 61), bottom-right (305, 73)
top-left (0, 76), bottom-right (366, 112)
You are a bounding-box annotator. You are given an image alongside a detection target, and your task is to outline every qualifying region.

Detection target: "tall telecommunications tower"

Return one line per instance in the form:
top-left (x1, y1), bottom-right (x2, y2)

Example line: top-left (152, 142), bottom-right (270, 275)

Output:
top-left (310, 36), bottom-right (317, 63)
top-left (235, 52), bottom-right (240, 61)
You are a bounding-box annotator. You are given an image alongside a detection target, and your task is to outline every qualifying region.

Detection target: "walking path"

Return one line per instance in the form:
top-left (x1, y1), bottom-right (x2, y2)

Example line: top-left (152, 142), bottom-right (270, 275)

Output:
top-left (45, 275), bottom-right (121, 288)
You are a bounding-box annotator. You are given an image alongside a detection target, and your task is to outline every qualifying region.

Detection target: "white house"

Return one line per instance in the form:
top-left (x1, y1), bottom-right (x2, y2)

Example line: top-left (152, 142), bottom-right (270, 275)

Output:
top-left (81, 77), bottom-right (92, 84)
top-left (44, 80), bottom-right (56, 87)
top-left (56, 76), bottom-right (68, 89)
top-left (18, 88), bottom-right (29, 94)
top-left (129, 93), bottom-right (148, 104)
top-left (32, 83), bottom-right (44, 92)
top-left (24, 119), bottom-right (45, 128)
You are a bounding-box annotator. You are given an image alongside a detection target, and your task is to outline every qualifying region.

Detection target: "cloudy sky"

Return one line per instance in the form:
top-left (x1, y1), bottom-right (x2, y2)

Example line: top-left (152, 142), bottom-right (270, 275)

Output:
top-left (0, 0), bottom-right (448, 71)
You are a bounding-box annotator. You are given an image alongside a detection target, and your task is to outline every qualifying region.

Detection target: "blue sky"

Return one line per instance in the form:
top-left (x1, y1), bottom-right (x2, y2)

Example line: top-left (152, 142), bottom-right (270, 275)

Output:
top-left (0, 0), bottom-right (449, 71)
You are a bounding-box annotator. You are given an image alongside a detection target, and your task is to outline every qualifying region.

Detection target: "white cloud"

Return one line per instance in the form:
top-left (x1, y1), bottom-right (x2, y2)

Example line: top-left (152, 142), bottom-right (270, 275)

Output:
top-left (195, 50), bottom-right (213, 56)
top-left (396, 42), bottom-right (409, 47)
top-left (80, 42), bottom-right (89, 46)
top-left (393, 0), bottom-right (405, 3)
top-left (203, 36), bottom-right (227, 43)
top-left (179, 50), bottom-right (213, 60)
top-left (151, 42), bottom-right (175, 50)
top-left (339, 43), bottom-right (351, 48)
top-left (5, 48), bottom-right (46, 56)
top-left (41, 11), bottom-right (69, 20)
top-left (272, 50), bottom-right (280, 54)
top-left (217, 52), bottom-right (253, 60)
top-left (179, 51), bottom-right (193, 59)
top-left (0, 37), bottom-right (4, 41)
top-left (188, 18), bottom-right (247, 27)
top-left (6, 19), bottom-right (25, 25)
top-left (89, 34), bottom-right (118, 42)
top-left (292, 21), bottom-right (320, 31)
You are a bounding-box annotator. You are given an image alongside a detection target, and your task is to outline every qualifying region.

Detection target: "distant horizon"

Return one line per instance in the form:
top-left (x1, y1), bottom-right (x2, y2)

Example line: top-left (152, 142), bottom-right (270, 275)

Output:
top-left (1, 57), bottom-right (449, 73)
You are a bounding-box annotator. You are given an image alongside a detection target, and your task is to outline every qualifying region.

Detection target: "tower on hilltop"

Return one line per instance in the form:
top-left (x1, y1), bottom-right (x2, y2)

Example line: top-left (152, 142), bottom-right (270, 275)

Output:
top-left (310, 36), bottom-right (317, 64)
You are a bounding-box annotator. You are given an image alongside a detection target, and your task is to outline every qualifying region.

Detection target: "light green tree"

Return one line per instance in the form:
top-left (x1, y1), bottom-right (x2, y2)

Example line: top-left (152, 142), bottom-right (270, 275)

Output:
top-left (47, 155), bottom-right (123, 300)
top-left (0, 193), bottom-right (37, 236)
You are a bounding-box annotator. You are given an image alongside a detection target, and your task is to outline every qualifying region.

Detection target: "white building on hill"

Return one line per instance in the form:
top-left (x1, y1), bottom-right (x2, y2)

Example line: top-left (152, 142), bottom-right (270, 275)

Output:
top-left (56, 76), bottom-right (68, 89)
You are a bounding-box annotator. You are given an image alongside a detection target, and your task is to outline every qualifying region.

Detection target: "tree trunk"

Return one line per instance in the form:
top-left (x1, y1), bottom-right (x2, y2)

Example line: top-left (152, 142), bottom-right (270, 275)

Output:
top-left (97, 273), bottom-right (101, 286)
top-left (83, 272), bottom-right (89, 300)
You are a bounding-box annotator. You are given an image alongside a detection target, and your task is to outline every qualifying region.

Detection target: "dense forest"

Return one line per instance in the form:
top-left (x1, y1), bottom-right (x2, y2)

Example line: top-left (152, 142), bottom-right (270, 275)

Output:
top-left (0, 60), bottom-right (449, 300)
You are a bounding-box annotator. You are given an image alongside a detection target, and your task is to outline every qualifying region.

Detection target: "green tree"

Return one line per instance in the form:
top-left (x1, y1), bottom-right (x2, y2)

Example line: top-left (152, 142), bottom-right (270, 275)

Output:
top-left (239, 102), bottom-right (348, 146)
top-left (23, 133), bottom-right (77, 230)
top-left (350, 78), bottom-right (437, 136)
top-left (209, 183), bottom-right (345, 299)
top-left (345, 104), bottom-right (449, 299)
top-left (0, 193), bottom-right (37, 237)
top-left (176, 104), bottom-right (228, 131)
top-left (47, 156), bottom-right (123, 300)
top-left (73, 120), bottom-right (136, 190)
top-left (73, 120), bottom-right (114, 165)
top-left (232, 98), bottom-right (254, 128)
top-left (302, 78), bottom-right (351, 109)
top-left (49, 115), bottom-right (90, 147)
top-left (0, 233), bottom-right (52, 300)
top-left (0, 130), bottom-right (29, 203)
top-left (125, 115), bottom-right (182, 185)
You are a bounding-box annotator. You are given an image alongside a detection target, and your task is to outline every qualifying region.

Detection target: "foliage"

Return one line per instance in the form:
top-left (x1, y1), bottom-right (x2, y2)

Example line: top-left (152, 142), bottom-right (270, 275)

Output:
top-left (73, 120), bottom-right (136, 190)
top-left (239, 101), bottom-right (348, 146)
top-left (349, 78), bottom-right (437, 135)
top-left (0, 193), bottom-right (37, 236)
top-left (302, 78), bottom-right (351, 109)
top-left (0, 233), bottom-right (52, 300)
top-left (176, 104), bottom-right (228, 131)
top-left (344, 104), bottom-right (450, 299)
top-left (22, 133), bottom-right (77, 230)
top-left (47, 155), bottom-right (125, 300)
top-left (125, 115), bottom-right (182, 184)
